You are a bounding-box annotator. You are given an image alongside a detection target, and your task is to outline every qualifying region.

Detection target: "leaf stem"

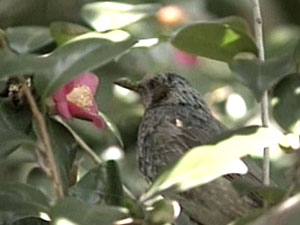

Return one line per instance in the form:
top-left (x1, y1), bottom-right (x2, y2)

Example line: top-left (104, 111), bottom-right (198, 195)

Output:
top-left (54, 116), bottom-right (102, 164)
top-left (53, 116), bottom-right (136, 200)
top-left (22, 83), bottom-right (64, 198)
top-left (251, 0), bottom-right (270, 186)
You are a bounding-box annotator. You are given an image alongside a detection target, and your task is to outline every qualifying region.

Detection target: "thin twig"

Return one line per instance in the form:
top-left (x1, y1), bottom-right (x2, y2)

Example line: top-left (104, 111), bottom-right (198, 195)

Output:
top-left (53, 116), bottom-right (102, 164)
top-left (251, 0), bottom-right (270, 186)
top-left (53, 116), bottom-right (136, 200)
top-left (22, 83), bottom-right (64, 198)
top-left (0, 31), bottom-right (11, 53)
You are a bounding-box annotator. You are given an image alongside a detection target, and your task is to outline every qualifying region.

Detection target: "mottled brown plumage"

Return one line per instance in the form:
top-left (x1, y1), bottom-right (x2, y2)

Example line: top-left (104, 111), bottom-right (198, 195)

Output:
top-left (115, 73), bottom-right (263, 225)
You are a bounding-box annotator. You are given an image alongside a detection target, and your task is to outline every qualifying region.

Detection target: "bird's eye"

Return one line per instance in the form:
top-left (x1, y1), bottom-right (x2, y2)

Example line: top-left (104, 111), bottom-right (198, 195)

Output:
top-left (148, 80), bottom-right (157, 89)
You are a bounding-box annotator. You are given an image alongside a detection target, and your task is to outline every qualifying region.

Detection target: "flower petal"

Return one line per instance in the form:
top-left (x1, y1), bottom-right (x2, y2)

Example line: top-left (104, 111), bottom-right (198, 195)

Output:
top-left (68, 73), bottom-right (99, 95)
top-left (52, 85), bottom-right (72, 119)
top-left (68, 101), bottom-right (106, 129)
top-left (55, 102), bottom-right (72, 119)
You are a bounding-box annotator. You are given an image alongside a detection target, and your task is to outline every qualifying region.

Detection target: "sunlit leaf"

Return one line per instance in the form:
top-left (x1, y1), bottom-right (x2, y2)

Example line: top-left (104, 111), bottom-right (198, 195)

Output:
top-left (272, 74), bottom-right (300, 133)
top-left (36, 33), bottom-right (136, 99)
top-left (81, 2), bottom-right (160, 31)
top-left (171, 16), bottom-right (257, 62)
top-left (230, 42), bottom-right (298, 101)
top-left (141, 126), bottom-right (274, 201)
top-left (50, 22), bottom-right (90, 45)
top-left (5, 26), bottom-right (53, 54)
top-left (51, 197), bottom-right (128, 225)
top-left (0, 34), bottom-right (136, 101)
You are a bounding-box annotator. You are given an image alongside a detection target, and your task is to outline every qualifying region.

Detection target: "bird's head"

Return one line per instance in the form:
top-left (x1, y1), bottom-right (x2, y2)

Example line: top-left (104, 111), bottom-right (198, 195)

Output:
top-left (115, 73), bottom-right (201, 109)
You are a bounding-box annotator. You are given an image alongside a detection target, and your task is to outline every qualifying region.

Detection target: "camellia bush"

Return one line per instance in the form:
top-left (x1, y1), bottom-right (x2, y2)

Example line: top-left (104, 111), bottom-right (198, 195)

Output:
top-left (0, 0), bottom-right (300, 225)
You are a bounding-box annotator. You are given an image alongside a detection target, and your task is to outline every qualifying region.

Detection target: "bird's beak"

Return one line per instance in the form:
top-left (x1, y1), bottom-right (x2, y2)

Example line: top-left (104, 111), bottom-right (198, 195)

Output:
top-left (114, 78), bottom-right (139, 92)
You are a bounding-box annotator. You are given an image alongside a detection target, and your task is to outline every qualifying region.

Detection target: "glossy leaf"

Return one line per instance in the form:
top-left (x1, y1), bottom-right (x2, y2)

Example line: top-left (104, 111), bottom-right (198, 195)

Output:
top-left (36, 33), bottom-right (136, 99)
top-left (171, 16), bottom-right (257, 62)
top-left (272, 74), bottom-right (300, 132)
top-left (0, 183), bottom-right (50, 207)
top-left (50, 22), bottom-right (90, 45)
top-left (230, 42), bottom-right (298, 100)
top-left (51, 197), bottom-right (128, 225)
top-left (141, 126), bottom-right (274, 201)
top-left (81, 2), bottom-right (160, 31)
top-left (0, 183), bottom-right (50, 224)
top-left (0, 34), bottom-right (136, 100)
top-left (0, 51), bottom-right (45, 79)
top-left (106, 160), bottom-right (123, 206)
top-left (69, 161), bottom-right (123, 206)
top-left (13, 217), bottom-right (49, 225)
top-left (0, 102), bottom-right (34, 157)
top-left (68, 164), bottom-right (108, 204)
top-left (47, 119), bottom-right (78, 192)
top-left (5, 26), bottom-right (53, 54)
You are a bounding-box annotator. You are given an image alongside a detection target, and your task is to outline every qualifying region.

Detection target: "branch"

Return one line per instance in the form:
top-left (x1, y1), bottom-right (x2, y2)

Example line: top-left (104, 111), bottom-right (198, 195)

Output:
top-left (251, 0), bottom-right (270, 186)
top-left (22, 83), bottom-right (64, 198)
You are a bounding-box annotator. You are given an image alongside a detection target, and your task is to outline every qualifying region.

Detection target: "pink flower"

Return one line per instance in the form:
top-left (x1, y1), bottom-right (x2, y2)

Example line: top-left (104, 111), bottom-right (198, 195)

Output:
top-left (174, 49), bottom-right (197, 66)
top-left (52, 73), bottom-right (106, 129)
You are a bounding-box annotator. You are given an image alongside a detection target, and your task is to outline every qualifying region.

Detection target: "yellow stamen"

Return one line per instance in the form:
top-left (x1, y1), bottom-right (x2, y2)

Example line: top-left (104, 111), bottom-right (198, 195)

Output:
top-left (66, 85), bottom-right (93, 108)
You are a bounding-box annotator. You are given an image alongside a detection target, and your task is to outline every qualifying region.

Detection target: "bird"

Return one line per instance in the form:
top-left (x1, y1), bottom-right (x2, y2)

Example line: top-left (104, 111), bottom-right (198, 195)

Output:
top-left (115, 73), bottom-right (264, 225)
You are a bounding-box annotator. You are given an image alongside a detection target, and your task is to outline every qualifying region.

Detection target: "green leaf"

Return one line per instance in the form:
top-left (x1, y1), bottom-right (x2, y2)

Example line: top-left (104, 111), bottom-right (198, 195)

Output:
top-left (141, 126), bottom-right (274, 201)
top-left (81, 2), bottom-right (160, 31)
top-left (0, 183), bottom-right (50, 224)
top-left (69, 161), bottom-right (123, 206)
top-left (246, 193), bottom-right (300, 225)
top-left (0, 51), bottom-right (45, 79)
top-left (229, 42), bottom-right (298, 101)
top-left (36, 32), bottom-right (136, 99)
top-left (50, 22), bottom-right (90, 45)
top-left (145, 199), bottom-right (175, 225)
top-left (232, 179), bottom-right (286, 205)
top-left (0, 33), bottom-right (136, 100)
top-left (0, 102), bottom-right (34, 157)
top-left (47, 119), bottom-right (78, 192)
top-left (13, 217), bottom-right (49, 225)
top-left (272, 74), bottom-right (300, 132)
top-left (0, 183), bottom-right (50, 207)
top-left (254, 186), bottom-right (286, 205)
top-left (51, 197), bottom-right (128, 225)
top-left (5, 26), bottom-right (53, 54)
top-left (171, 16), bottom-right (257, 62)
top-left (106, 160), bottom-right (123, 206)
top-left (68, 164), bottom-right (108, 204)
